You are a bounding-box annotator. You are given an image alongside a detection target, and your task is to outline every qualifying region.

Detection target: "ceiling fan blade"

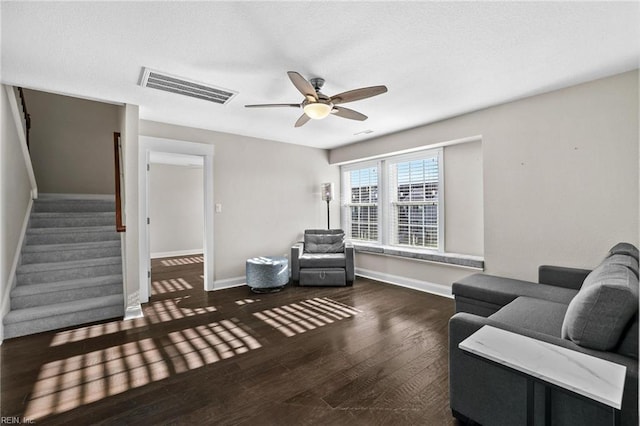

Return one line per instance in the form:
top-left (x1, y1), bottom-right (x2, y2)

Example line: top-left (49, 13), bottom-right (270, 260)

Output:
top-left (332, 106), bottom-right (368, 121)
top-left (245, 103), bottom-right (300, 108)
top-left (330, 85), bottom-right (388, 105)
top-left (287, 71), bottom-right (318, 101)
top-left (294, 113), bottom-right (311, 128)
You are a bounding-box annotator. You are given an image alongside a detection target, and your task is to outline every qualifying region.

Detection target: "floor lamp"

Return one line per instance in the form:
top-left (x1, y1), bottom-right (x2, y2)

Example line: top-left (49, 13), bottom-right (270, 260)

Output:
top-left (321, 183), bottom-right (334, 230)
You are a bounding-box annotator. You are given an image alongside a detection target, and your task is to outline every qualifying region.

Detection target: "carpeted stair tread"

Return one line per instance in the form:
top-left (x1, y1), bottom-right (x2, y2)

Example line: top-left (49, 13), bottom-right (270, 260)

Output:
top-left (27, 225), bottom-right (116, 235)
top-left (29, 212), bottom-right (116, 228)
top-left (22, 240), bottom-right (120, 253)
top-left (31, 211), bottom-right (115, 218)
top-left (17, 256), bottom-right (122, 274)
top-left (11, 275), bottom-right (123, 297)
top-left (20, 241), bottom-right (121, 264)
top-left (33, 198), bottom-right (116, 213)
top-left (3, 294), bottom-right (123, 325)
top-left (11, 275), bottom-right (123, 309)
top-left (25, 226), bottom-right (120, 245)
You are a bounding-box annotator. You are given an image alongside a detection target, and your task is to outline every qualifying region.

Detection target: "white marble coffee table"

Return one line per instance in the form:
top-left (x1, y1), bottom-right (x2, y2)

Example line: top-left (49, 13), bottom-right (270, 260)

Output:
top-left (459, 325), bottom-right (626, 426)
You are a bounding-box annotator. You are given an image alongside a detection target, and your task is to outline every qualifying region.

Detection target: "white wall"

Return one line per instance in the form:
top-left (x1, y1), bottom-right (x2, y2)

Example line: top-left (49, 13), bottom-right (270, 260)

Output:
top-left (139, 120), bottom-right (340, 281)
top-left (149, 163), bottom-right (203, 257)
top-left (331, 70), bottom-right (639, 285)
top-left (443, 140), bottom-right (484, 256)
top-left (120, 104), bottom-right (141, 315)
top-left (1, 86), bottom-right (34, 342)
top-left (24, 89), bottom-right (119, 194)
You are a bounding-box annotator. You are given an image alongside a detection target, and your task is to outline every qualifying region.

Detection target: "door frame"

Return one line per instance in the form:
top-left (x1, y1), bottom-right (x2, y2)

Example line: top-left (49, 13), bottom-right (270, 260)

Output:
top-left (138, 136), bottom-right (215, 302)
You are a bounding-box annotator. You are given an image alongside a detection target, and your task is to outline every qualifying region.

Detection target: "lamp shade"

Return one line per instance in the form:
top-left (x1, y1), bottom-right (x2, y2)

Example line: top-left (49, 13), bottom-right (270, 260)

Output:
top-left (321, 183), bottom-right (334, 202)
top-left (303, 102), bottom-right (332, 119)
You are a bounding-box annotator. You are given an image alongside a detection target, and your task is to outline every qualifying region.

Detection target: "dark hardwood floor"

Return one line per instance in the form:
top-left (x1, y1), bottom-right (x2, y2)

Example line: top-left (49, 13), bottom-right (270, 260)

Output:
top-left (1, 255), bottom-right (460, 425)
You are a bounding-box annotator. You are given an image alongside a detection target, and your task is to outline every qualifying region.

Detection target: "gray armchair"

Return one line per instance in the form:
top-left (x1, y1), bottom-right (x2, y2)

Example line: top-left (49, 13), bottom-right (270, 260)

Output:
top-left (291, 229), bottom-right (355, 287)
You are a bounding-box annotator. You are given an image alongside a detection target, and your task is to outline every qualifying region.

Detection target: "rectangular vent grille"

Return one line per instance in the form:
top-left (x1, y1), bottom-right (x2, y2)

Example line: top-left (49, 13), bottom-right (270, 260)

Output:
top-left (140, 67), bottom-right (237, 104)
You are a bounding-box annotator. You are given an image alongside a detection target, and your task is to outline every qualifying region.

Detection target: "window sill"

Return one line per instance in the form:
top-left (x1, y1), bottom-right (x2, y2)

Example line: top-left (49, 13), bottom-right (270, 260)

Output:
top-left (352, 242), bottom-right (484, 270)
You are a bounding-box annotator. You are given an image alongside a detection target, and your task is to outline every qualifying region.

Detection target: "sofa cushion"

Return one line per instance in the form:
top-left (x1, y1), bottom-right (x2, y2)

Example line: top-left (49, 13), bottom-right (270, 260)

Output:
top-left (609, 242), bottom-right (639, 261)
top-left (561, 263), bottom-right (639, 350)
top-left (489, 297), bottom-right (569, 337)
top-left (304, 232), bottom-right (345, 253)
top-left (299, 253), bottom-right (346, 268)
top-left (604, 253), bottom-right (639, 278)
top-left (453, 274), bottom-right (578, 308)
top-left (616, 313), bottom-right (639, 360)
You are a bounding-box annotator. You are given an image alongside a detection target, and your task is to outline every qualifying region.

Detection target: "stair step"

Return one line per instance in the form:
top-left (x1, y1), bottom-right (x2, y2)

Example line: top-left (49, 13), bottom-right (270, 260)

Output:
top-left (33, 198), bottom-right (115, 213)
top-left (17, 257), bottom-right (122, 285)
top-left (21, 241), bottom-right (121, 264)
top-left (11, 275), bottom-right (123, 309)
top-left (3, 294), bottom-right (124, 339)
top-left (26, 226), bottom-right (120, 245)
top-left (30, 212), bottom-right (116, 228)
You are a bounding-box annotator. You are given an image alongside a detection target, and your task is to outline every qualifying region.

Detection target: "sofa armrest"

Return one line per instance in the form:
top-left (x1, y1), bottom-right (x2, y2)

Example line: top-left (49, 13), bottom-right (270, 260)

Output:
top-left (345, 241), bottom-right (355, 285)
top-left (291, 242), bottom-right (304, 281)
top-left (451, 312), bottom-right (637, 370)
top-left (449, 312), bottom-right (638, 426)
top-left (538, 265), bottom-right (591, 290)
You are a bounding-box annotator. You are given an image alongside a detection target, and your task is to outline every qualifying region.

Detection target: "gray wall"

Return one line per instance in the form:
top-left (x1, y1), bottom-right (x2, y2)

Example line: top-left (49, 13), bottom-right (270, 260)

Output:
top-left (1, 86), bottom-right (34, 341)
top-left (331, 70), bottom-right (639, 285)
top-left (149, 163), bottom-right (204, 257)
top-left (24, 89), bottom-right (119, 194)
top-left (139, 121), bottom-right (340, 281)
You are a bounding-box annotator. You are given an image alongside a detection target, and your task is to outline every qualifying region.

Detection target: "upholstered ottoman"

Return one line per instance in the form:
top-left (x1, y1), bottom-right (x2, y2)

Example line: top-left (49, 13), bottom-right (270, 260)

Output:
top-left (246, 256), bottom-right (289, 293)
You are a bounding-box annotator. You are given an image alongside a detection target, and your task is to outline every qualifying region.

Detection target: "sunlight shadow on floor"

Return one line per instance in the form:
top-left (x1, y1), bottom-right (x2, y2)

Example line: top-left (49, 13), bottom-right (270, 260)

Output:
top-left (159, 256), bottom-right (204, 267)
top-left (253, 297), bottom-right (362, 337)
top-left (50, 278), bottom-right (214, 347)
top-left (151, 277), bottom-right (193, 294)
top-left (26, 318), bottom-right (261, 420)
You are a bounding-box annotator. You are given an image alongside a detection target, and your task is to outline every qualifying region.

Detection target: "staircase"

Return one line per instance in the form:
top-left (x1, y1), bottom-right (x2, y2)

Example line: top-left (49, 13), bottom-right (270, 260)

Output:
top-left (3, 196), bottom-right (125, 339)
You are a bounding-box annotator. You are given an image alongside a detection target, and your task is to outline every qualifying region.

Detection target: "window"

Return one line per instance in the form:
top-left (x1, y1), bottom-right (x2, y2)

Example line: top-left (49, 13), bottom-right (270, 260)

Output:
top-left (342, 164), bottom-right (379, 242)
top-left (341, 149), bottom-right (443, 251)
top-left (389, 153), bottom-right (441, 249)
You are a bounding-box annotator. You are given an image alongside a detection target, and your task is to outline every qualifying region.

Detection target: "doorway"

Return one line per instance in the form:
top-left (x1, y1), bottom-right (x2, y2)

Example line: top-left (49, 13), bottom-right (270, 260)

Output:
top-left (139, 136), bottom-right (214, 303)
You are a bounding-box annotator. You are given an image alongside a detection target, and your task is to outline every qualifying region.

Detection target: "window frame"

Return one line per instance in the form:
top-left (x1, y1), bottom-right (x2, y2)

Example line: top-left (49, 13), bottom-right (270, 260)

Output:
top-left (340, 159), bottom-right (382, 244)
top-left (386, 149), bottom-right (444, 251)
top-left (340, 148), bottom-right (444, 252)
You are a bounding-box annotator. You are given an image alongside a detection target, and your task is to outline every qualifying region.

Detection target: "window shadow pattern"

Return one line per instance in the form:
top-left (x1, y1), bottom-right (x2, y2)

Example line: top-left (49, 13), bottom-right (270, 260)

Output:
top-left (21, 286), bottom-right (361, 421)
top-left (253, 297), bottom-right (362, 337)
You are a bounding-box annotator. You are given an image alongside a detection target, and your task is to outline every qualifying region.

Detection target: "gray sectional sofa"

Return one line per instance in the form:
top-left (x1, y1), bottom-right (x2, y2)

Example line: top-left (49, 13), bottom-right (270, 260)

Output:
top-left (449, 243), bottom-right (639, 426)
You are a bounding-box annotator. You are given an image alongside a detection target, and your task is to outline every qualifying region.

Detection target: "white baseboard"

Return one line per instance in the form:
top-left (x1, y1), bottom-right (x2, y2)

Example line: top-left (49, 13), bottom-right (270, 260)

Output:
top-left (38, 193), bottom-right (115, 200)
top-left (124, 304), bottom-right (144, 320)
top-left (213, 276), bottom-right (246, 291)
top-left (355, 267), bottom-right (453, 299)
top-left (0, 197), bottom-right (34, 344)
top-left (151, 249), bottom-right (203, 259)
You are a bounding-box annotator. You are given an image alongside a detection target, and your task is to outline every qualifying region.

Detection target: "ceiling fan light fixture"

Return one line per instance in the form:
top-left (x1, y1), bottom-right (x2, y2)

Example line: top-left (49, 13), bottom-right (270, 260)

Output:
top-left (303, 102), bottom-right (332, 119)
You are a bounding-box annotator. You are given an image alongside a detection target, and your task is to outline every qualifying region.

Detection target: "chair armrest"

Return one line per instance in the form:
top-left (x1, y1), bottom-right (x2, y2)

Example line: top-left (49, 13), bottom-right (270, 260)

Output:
top-left (291, 242), bottom-right (304, 281)
top-left (345, 242), bottom-right (355, 284)
top-left (538, 265), bottom-right (591, 290)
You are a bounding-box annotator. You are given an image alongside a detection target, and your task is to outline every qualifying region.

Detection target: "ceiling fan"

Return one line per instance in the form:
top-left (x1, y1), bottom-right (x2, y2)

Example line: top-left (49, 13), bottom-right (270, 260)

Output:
top-left (245, 71), bottom-right (388, 127)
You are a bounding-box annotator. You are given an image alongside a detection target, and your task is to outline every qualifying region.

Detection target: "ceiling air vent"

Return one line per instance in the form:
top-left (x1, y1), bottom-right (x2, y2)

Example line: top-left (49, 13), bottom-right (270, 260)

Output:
top-left (140, 67), bottom-right (237, 104)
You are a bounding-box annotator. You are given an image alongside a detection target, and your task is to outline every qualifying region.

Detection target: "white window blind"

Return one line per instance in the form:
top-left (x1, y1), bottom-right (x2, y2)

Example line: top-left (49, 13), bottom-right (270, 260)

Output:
top-left (388, 151), bottom-right (442, 249)
top-left (342, 165), bottom-right (379, 242)
top-left (340, 148), bottom-right (443, 251)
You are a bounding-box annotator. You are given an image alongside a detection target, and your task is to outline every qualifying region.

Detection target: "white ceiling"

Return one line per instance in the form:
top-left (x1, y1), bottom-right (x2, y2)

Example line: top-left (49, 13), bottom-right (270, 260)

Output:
top-left (2, 2), bottom-right (638, 150)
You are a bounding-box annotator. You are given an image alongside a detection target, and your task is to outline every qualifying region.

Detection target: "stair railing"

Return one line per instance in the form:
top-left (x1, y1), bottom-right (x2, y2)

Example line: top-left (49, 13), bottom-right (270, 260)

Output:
top-left (17, 87), bottom-right (31, 151)
top-left (113, 132), bottom-right (126, 232)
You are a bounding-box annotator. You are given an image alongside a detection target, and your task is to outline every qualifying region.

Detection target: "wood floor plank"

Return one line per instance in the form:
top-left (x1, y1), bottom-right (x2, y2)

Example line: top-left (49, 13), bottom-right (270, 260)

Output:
top-left (1, 255), bottom-right (460, 425)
